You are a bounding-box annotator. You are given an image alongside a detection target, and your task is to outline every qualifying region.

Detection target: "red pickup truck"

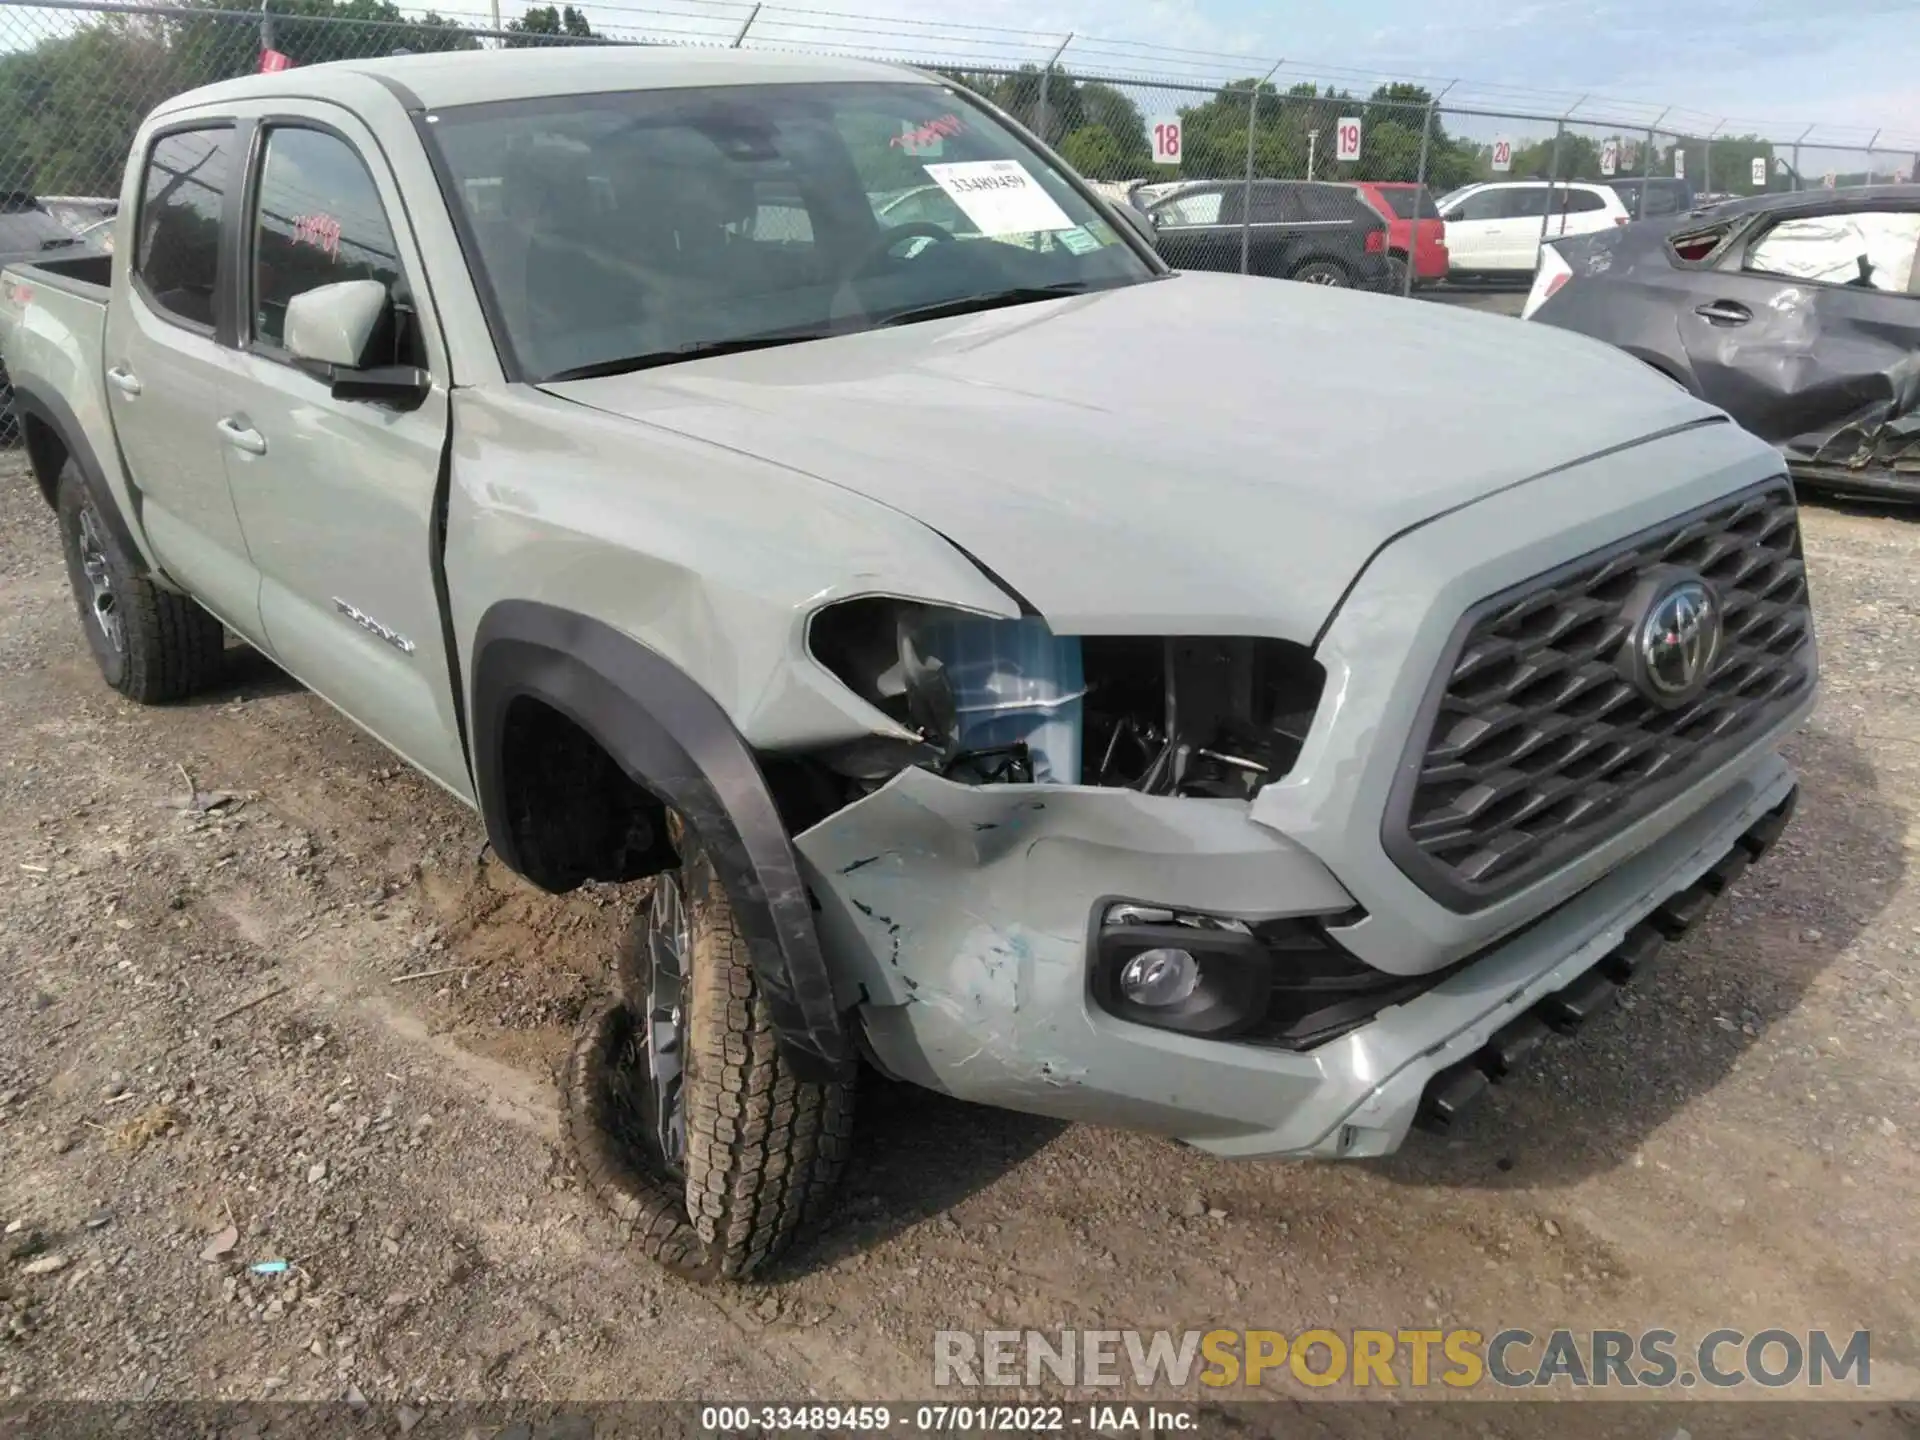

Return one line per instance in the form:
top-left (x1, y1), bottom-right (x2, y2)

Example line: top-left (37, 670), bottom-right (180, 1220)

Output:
top-left (1353, 181), bottom-right (1450, 287)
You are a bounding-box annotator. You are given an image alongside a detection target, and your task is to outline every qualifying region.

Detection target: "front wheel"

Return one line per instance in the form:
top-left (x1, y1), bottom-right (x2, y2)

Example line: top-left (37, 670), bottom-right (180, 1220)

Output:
top-left (1291, 259), bottom-right (1351, 287)
top-left (567, 839), bottom-right (855, 1281)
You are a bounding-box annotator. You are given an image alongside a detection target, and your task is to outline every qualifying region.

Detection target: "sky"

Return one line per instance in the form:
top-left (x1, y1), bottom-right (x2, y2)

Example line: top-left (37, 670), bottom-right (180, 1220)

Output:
top-left (570, 0), bottom-right (1920, 149)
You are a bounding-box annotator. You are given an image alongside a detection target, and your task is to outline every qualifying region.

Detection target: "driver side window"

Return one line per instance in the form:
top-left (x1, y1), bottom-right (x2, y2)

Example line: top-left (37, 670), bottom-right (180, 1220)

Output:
top-left (1155, 190), bottom-right (1224, 227)
top-left (1746, 211), bottom-right (1920, 294)
top-left (251, 126), bottom-right (421, 365)
top-left (1453, 189), bottom-right (1509, 222)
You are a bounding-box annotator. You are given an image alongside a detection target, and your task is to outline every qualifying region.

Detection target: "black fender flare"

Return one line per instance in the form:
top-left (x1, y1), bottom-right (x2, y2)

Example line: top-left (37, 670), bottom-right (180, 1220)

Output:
top-left (470, 601), bottom-right (850, 1083)
top-left (10, 377), bottom-right (151, 573)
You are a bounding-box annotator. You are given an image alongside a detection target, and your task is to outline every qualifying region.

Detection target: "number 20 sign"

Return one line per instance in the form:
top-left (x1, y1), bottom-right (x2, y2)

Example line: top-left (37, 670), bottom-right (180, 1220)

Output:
top-left (1336, 117), bottom-right (1362, 163)
top-left (1150, 117), bottom-right (1182, 165)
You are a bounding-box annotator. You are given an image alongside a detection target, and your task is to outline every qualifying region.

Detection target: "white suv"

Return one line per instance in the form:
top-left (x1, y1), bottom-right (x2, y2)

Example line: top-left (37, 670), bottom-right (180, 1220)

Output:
top-left (1437, 180), bottom-right (1630, 278)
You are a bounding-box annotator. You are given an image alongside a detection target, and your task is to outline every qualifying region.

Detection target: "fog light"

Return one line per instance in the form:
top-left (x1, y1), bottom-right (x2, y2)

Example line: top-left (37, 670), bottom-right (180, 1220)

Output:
top-left (1119, 948), bottom-right (1200, 1008)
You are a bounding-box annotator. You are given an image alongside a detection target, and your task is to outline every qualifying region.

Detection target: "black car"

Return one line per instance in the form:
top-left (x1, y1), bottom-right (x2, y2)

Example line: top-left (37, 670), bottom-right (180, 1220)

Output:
top-left (1528, 184), bottom-right (1920, 498)
top-left (1133, 179), bottom-right (1392, 290)
top-left (1606, 176), bottom-right (1698, 221)
top-left (1, 192), bottom-right (95, 445)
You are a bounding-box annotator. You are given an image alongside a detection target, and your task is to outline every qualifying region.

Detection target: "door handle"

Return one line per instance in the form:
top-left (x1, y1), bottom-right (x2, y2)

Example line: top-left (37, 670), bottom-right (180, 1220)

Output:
top-left (1695, 300), bottom-right (1753, 326)
top-left (216, 416), bottom-right (268, 455)
top-left (106, 365), bottom-right (142, 398)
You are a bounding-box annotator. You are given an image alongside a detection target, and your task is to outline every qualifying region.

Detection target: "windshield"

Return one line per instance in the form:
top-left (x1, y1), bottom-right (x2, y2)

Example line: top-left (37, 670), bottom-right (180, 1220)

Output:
top-left (427, 81), bottom-right (1156, 382)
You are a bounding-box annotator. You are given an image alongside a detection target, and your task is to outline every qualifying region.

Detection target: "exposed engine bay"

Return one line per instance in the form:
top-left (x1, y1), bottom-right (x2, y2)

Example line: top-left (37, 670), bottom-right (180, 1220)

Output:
top-left (804, 598), bottom-right (1326, 803)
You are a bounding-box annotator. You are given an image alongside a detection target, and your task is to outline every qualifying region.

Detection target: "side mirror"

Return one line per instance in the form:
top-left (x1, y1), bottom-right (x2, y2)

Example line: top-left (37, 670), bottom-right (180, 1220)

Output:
top-left (284, 278), bottom-right (430, 411)
top-left (285, 279), bottom-right (388, 368)
top-left (1442, 208), bottom-right (1462, 223)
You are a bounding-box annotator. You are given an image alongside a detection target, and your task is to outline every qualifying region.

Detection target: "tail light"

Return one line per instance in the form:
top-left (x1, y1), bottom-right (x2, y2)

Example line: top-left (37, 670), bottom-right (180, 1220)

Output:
top-left (1614, 216), bottom-right (1629, 226)
top-left (1365, 229), bottom-right (1385, 253)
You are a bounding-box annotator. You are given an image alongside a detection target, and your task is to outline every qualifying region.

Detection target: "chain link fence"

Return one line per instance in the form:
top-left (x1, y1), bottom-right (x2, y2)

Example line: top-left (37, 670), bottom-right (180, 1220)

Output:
top-left (3, 0), bottom-right (1915, 295)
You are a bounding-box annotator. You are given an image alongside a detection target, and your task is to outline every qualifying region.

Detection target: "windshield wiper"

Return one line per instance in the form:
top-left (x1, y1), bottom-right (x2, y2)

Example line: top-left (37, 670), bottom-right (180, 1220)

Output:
top-left (543, 331), bottom-right (832, 383)
top-left (872, 282), bottom-right (1100, 329)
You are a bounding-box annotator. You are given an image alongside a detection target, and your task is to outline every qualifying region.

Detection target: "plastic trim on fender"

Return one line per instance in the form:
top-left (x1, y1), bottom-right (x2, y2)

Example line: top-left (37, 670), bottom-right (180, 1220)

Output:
top-left (10, 377), bottom-right (151, 573)
top-left (468, 601), bottom-right (850, 1082)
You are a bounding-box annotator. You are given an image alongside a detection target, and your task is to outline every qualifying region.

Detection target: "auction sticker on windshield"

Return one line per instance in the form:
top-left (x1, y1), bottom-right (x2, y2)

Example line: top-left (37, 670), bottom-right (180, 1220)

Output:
top-left (923, 160), bottom-right (1074, 236)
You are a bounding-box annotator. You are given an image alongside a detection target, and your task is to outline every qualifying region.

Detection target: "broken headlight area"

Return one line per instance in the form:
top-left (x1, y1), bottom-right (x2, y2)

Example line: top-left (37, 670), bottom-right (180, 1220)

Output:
top-left (806, 599), bottom-right (1325, 800)
top-left (1094, 901), bottom-right (1449, 1051)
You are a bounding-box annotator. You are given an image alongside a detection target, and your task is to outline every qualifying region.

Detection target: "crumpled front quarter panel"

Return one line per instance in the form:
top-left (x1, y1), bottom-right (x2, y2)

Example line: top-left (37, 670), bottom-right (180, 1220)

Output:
top-left (444, 385), bottom-right (1018, 750)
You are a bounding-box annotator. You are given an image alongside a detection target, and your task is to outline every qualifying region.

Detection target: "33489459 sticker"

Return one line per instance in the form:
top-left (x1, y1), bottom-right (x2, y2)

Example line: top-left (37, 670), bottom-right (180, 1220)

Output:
top-left (922, 160), bottom-right (1074, 236)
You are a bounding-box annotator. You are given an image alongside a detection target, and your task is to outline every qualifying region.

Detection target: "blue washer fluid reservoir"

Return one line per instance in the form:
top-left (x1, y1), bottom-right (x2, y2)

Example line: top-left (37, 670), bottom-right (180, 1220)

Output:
top-left (906, 615), bottom-right (1086, 783)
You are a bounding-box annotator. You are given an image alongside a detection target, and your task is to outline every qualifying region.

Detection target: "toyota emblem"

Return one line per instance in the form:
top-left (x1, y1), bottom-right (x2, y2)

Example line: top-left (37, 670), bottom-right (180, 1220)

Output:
top-left (1637, 579), bottom-right (1722, 701)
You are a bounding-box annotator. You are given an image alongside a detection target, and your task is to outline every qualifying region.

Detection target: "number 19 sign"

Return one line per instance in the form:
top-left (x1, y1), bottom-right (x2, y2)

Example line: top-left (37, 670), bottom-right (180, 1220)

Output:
top-left (1150, 117), bottom-right (1182, 165)
top-left (1336, 117), bottom-right (1362, 164)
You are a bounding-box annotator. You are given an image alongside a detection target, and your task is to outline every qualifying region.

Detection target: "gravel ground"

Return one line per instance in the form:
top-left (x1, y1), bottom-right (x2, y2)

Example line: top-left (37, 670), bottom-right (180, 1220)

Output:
top-left (0, 445), bottom-right (1915, 1413)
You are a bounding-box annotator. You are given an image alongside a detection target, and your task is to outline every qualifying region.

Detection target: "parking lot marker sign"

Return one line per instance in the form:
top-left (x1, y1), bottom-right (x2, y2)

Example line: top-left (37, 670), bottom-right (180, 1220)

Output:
top-left (1336, 118), bottom-right (1362, 164)
top-left (1150, 117), bottom-right (1181, 166)
top-left (1673, 149), bottom-right (1685, 179)
top-left (1491, 137), bottom-right (1512, 173)
top-left (1751, 156), bottom-right (1767, 187)
top-left (1601, 139), bottom-right (1618, 176)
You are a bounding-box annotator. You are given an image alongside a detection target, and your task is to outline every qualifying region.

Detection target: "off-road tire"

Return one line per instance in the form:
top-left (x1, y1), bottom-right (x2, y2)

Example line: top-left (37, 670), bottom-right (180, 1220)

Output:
top-left (566, 850), bottom-right (855, 1281)
top-left (55, 462), bottom-right (225, 703)
top-left (1291, 258), bottom-right (1352, 288)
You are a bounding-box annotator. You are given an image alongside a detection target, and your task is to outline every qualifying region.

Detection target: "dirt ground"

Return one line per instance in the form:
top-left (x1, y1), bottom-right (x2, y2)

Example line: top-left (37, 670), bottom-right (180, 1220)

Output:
top-left (0, 446), bottom-right (1916, 1415)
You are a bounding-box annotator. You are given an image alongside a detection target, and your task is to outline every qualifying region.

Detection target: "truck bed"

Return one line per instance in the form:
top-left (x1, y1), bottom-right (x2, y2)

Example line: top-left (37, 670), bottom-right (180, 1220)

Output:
top-left (0, 252), bottom-right (157, 570)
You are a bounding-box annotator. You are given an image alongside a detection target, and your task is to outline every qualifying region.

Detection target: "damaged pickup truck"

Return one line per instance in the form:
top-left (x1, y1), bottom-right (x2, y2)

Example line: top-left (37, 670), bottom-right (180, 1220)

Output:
top-left (1525, 184), bottom-right (1920, 498)
top-left (2, 46), bottom-right (1816, 1281)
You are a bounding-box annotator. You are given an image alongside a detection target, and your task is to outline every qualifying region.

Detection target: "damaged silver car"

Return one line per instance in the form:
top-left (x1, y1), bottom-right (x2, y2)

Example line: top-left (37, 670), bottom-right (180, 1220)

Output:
top-left (1525, 183), bottom-right (1920, 498)
top-left (2, 46), bottom-right (1817, 1284)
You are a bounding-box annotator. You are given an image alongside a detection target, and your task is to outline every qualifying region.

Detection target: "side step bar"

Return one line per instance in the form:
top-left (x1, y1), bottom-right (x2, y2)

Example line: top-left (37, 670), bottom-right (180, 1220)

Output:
top-left (1415, 786), bottom-right (1796, 1135)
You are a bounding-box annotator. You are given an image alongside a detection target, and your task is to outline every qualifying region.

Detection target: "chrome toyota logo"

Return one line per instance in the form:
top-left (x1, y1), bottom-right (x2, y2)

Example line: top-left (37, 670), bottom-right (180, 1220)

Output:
top-left (1638, 579), bottom-right (1721, 699)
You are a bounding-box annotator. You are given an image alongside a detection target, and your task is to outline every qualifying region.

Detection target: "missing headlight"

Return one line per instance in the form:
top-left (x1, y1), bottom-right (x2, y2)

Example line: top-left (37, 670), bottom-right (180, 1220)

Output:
top-left (808, 600), bottom-right (1324, 798)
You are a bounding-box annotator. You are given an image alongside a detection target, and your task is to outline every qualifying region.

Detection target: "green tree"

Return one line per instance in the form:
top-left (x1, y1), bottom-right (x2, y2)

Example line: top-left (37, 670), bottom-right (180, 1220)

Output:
top-left (1077, 83), bottom-right (1150, 167)
top-left (505, 4), bottom-right (596, 46)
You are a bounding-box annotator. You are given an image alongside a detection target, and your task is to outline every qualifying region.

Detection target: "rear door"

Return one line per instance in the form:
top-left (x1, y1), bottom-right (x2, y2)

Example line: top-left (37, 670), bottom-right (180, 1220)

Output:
top-left (101, 122), bottom-right (264, 637)
top-left (217, 111), bottom-right (470, 797)
top-left (1678, 198), bottom-right (1920, 440)
top-left (1497, 187), bottom-right (1553, 271)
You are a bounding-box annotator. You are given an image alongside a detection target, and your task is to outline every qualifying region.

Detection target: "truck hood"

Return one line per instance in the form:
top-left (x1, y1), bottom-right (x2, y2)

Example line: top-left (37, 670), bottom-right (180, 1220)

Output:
top-left (543, 272), bottom-right (1720, 639)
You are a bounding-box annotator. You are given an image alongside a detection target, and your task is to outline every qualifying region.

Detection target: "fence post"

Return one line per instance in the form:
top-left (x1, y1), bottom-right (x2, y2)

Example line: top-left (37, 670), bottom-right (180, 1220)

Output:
top-left (1704, 119), bottom-right (1723, 194)
top-left (1537, 117), bottom-right (1566, 256)
top-left (1403, 100), bottom-right (1435, 299)
top-left (1866, 128), bottom-right (1881, 183)
top-left (1036, 32), bottom-right (1073, 146)
top-left (731, 3), bottom-right (759, 46)
top-left (1641, 106), bottom-right (1667, 199)
top-left (1239, 62), bottom-right (1279, 276)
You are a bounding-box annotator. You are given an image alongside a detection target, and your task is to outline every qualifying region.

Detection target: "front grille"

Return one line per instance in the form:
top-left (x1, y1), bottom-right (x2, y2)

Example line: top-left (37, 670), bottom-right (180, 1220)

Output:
top-left (1386, 481), bottom-right (1813, 911)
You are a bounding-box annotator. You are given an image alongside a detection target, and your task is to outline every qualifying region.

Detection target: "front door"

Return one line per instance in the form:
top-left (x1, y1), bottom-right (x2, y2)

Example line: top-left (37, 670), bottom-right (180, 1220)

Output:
top-left (100, 122), bottom-right (263, 637)
top-left (1150, 187), bottom-right (1234, 273)
top-left (1442, 186), bottom-right (1510, 272)
top-left (217, 111), bottom-right (471, 798)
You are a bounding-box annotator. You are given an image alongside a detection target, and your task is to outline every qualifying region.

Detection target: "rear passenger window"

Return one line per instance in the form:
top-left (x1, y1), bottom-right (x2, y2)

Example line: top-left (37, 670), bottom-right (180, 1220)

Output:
top-left (251, 127), bottom-right (413, 358)
top-left (1565, 190), bottom-right (1607, 213)
top-left (136, 127), bottom-right (237, 330)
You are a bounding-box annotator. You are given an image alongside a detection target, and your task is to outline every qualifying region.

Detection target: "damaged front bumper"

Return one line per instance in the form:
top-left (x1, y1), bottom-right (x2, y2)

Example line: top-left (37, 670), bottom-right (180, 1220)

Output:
top-left (794, 750), bottom-right (1798, 1160)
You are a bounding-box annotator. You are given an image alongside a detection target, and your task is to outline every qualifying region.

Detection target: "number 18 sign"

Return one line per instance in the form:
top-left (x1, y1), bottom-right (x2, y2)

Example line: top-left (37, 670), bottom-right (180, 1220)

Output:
top-left (1150, 117), bottom-right (1182, 165)
top-left (1336, 117), bottom-right (1362, 163)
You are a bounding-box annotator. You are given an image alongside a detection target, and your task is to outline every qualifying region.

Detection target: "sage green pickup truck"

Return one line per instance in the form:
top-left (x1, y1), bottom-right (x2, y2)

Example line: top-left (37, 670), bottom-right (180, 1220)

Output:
top-left (1, 46), bottom-right (1815, 1281)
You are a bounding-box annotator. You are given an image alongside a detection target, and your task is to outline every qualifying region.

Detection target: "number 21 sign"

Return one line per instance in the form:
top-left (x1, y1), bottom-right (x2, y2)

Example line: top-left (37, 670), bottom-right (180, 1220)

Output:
top-left (1150, 117), bottom-right (1182, 165)
top-left (1336, 117), bottom-right (1362, 163)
